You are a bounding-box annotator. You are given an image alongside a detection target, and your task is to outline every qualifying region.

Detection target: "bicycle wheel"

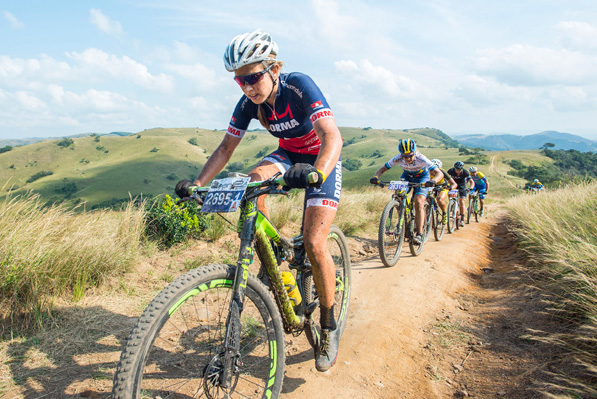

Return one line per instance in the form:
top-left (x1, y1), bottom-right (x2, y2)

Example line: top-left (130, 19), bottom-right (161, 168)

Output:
top-left (474, 198), bottom-right (480, 222)
top-left (447, 200), bottom-right (457, 233)
top-left (466, 197), bottom-right (473, 224)
top-left (377, 199), bottom-right (406, 267)
top-left (433, 206), bottom-right (445, 241)
top-left (112, 264), bottom-right (285, 399)
top-left (422, 202), bottom-right (433, 243)
top-left (303, 225), bottom-right (352, 349)
top-left (408, 206), bottom-right (425, 257)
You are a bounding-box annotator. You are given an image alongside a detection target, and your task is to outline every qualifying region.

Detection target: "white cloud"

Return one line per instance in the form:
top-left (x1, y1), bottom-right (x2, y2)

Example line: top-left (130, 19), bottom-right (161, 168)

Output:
top-left (66, 48), bottom-right (174, 91)
top-left (15, 91), bottom-right (45, 110)
top-left (3, 11), bottom-right (24, 29)
top-left (555, 21), bottom-right (597, 51)
top-left (454, 75), bottom-right (530, 106)
top-left (90, 9), bottom-right (123, 37)
top-left (335, 59), bottom-right (426, 100)
top-left (474, 44), bottom-right (597, 86)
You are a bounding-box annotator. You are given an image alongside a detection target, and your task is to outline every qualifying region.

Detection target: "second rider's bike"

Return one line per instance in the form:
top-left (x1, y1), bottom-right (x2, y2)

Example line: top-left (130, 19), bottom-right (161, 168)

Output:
top-left (447, 189), bottom-right (461, 234)
top-left (467, 190), bottom-right (482, 224)
top-left (375, 180), bottom-right (431, 267)
top-left (112, 173), bottom-right (351, 399)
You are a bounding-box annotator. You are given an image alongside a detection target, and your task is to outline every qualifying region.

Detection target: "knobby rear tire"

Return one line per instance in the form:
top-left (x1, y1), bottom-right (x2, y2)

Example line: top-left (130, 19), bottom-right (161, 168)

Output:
top-left (304, 225), bottom-right (352, 350)
top-left (112, 264), bottom-right (285, 399)
top-left (378, 200), bottom-right (406, 267)
top-left (433, 206), bottom-right (445, 241)
top-left (467, 197), bottom-right (473, 224)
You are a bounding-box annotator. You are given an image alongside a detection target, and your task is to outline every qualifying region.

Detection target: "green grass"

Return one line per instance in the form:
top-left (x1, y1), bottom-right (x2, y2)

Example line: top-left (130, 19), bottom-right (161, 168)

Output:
top-left (506, 179), bottom-right (597, 398)
top-left (0, 189), bottom-right (145, 326)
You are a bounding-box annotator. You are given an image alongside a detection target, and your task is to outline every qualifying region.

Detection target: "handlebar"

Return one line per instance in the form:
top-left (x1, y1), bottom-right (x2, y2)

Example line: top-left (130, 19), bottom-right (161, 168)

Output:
top-left (176, 172), bottom-right (321, 206)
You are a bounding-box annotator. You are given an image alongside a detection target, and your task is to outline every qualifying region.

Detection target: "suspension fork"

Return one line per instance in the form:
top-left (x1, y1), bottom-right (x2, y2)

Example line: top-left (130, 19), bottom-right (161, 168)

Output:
top-left (219, 197), bottom-right (259, 388)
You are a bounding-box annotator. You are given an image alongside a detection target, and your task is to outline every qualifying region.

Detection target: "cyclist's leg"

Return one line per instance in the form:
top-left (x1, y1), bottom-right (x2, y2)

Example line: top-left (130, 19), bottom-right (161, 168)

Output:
top-left (413, 193), bottom-right (427, 234)
top-left (436, 189), bottom-right (448, 213)
top-left (478, 189), bottom-right (486, 211)
top-left (250, 149), bottom-right (292, 219)
top-left (458, 188), bottom-right (467, 224)
top-left (303, 159), bottom-right (343, 372)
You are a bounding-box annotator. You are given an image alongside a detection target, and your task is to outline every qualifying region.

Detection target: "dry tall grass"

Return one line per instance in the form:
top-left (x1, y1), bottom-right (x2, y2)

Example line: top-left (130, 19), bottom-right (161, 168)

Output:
top-left (0, 190), bottom-right (145, 327)
top-left (506, 180), bottom-right (597, 397)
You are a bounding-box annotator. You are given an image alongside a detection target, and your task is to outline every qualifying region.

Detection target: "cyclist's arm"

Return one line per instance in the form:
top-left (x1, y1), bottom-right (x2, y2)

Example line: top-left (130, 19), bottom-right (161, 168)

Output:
top-left (467, 177), bottom-right (475, 190)
top-left (429, 167), bottom-right (443, 184)
top-left (193, 135), bottom-right (242, 186)
top-left (447, 176), bottom-right (457, 190)
top-left (312, 117), bottom-right (343, 178)
top-left (483, 177), bottom-right (489, 192)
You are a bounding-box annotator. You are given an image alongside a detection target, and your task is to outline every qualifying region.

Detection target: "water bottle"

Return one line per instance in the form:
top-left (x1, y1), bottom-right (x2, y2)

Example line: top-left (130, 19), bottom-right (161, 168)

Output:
top-left (281, 271), bottom-right (302, 307)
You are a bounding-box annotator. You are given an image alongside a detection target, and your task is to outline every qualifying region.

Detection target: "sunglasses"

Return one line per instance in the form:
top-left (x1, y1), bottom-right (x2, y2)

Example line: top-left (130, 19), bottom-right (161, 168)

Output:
top-left (403, 153), bottom-right (415, 159)
top-left (234, 64), bottom-right (274, 87)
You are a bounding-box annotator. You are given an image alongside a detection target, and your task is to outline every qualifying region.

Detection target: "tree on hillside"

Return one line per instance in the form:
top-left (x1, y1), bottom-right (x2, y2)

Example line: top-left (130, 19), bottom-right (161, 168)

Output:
top-left (344, 159), bottom-right (362, 171)
top-left (540, 142), bottom-right (555, 150)
top-left (57, 138), bottom-right (74, 148)
top-left (0, 145), bottom-right (13, 154)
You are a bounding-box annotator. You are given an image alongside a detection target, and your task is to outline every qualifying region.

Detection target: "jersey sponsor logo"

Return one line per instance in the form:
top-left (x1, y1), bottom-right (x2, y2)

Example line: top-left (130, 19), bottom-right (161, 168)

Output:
top-left (226, 125), bottom-right (245, 138)
top-left (231, 116), bottom-right (236, 123)
top-left (268, 104), bottom-right (294, 121)
top-left (282, 81), bottom-right (303, 98)
top-left (310, 109), bottom-right (333, 123)
top-left (269, 119), bottom-right (300, 132)
top-left (334, 160), bottom-right (342, 199)
top-left (311, 101), bottom-right (323, 109)
top-left (306, 198), bottom-right (339, 209)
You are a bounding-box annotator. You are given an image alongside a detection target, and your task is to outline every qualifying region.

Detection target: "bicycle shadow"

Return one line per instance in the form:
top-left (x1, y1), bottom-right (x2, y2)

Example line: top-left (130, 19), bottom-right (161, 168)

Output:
top-left (2, 305), bottom-right (137, 399)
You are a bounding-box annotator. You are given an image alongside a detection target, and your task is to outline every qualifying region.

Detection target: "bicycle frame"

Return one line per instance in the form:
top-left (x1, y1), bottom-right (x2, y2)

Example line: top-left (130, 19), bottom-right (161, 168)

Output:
top-left (186, 177), bottom-right (306, 387)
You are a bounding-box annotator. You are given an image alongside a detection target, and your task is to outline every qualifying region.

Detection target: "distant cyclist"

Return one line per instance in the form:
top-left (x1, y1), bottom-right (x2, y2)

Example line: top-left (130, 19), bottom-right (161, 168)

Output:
top-left (370, 138), bottom-right (444, 244)
top-left (447, 161), bottom-right (474, 227)
top-left (530, 179), bottom-right (544, 192)
top-left (431, 159), bottom-right (457, 225)
top-left (468, 166), bottom-right (489, 216)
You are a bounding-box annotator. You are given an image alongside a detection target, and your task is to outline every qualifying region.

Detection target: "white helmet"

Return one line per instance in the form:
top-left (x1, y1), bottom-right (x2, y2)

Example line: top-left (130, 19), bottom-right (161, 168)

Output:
top-left (223, 29), bottom-right (278, 72)
top-left (431, 159), bottom-right (442, 169)
top-left (469, 166), bottom-right (477, 173)
top-left (534, 179), bottom-right (539, 183)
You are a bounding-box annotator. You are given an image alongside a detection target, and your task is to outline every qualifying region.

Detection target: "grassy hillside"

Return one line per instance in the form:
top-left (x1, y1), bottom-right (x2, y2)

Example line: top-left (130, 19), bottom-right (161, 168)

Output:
top-left (0, 127), bottom-right (555, 207)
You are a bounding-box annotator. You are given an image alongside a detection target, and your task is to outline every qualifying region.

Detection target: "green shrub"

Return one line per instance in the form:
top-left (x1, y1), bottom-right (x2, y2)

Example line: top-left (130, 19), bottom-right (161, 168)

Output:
top-left (188, 137), bottom-right (199, 146)
top-left (26, 170), bottom-right (53, 183)
top-left (0, 145), bottom-right (13, 154)
top-left (145, 194), bottom-right (208, 248)
top-left (344, 159), bottom-right (362, 171)
top-left (57, 138), bottom-right (74, 148)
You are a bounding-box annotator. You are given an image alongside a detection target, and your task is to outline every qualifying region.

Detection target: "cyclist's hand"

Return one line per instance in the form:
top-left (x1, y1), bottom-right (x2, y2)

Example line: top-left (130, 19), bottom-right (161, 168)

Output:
top-left (424, 181), bottom-right (435, 188)
top-left (370, 176), bottom-right (380, 185)
top-left (175, 179), bottom-right (198, 198)
top-left (283, 163), bottom-right (323, 188)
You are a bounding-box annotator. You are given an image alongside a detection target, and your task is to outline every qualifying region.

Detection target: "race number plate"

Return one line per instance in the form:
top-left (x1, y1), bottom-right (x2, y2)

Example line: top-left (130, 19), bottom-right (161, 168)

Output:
top-left (448, 189), bottom-right (459, 195)
top-left (388, 180), bottom-right (408, 191)
top-left (202, 177), bottom-right (251, 213)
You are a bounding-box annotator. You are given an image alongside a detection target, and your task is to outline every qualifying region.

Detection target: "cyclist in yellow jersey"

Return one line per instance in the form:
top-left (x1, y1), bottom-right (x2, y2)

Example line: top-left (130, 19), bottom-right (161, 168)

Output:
top-left (430, 159), bottom-right (457, 224)
top-left (469, 166), bottom-right (489, 216)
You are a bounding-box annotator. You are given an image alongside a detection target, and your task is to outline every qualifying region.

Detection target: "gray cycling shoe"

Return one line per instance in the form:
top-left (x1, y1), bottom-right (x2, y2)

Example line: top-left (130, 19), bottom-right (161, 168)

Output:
top-left (412, 233), bottom-right (423, 245)
top-left (315, 328), bottom-right (340, 372)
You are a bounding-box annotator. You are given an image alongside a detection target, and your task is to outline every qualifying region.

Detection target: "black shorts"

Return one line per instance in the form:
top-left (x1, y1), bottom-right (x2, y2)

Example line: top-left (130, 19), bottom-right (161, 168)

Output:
top-left (262, 147), bottom-right (342, 209)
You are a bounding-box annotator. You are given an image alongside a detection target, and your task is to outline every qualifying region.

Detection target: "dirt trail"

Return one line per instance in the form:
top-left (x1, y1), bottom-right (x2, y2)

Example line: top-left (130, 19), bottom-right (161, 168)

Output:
top-left (280, 216), bottom-right (495, 398)
top-left (2, 210), bottom-right (552, 398)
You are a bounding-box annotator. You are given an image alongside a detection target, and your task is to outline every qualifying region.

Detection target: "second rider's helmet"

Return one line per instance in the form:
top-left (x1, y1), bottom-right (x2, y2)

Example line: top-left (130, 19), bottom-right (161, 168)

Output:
top-left (398, 138), bottom-right (416, 155)
top-left (431, 159), bottom-right (442, 169)
top-left (534, 179), bottom-right (539, 183)
top-left (469, 166), bottom-right (477, 173)
top-left (223, 29), bottom-right (278, 72)
top-left (454, 161), bottom-right (465, 170)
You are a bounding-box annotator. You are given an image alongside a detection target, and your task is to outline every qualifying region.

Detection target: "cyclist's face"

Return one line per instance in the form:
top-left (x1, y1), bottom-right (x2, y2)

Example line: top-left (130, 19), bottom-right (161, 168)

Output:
top-left (471, 171), bottom-right (477, 176)
top-left (402, 153), bottom-right (415, 162)
top-left (234, 63), bottom-right (279, 105)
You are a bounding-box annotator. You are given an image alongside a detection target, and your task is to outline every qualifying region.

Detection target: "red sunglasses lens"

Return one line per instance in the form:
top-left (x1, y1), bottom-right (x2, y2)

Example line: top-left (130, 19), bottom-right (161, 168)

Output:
top-left (234, 71), bottom-right (265, 86)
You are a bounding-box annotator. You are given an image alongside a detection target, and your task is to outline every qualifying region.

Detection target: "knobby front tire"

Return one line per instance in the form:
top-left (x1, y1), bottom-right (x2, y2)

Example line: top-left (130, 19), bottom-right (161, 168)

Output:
top-left (112, 264), bottom-right (285, 399)
top-left (447, 200), bottom-right (457, 234)
top-left (378, 200), bottom-right (406, 267)
top-left (304, 225), bottom-right (352, 349)
top-left (433, 207), bottom-right (445, 241)
top-left (467, 197), bottom-right (473, 224)
top-left (422, 202), bottom-right (433, 244)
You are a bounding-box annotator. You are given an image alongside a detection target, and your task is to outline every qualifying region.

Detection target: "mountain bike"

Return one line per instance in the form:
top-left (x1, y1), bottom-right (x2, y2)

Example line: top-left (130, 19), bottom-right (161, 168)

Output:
top-left (467, 190), bottom-right (481, 224)
top-left (375, 180), bottom-right (430, 267)
top-left (447, 189), bottom-right (461, 233)
top-left (112, 173), bottom-right (351, 399)
top-left (429, 186), bottom-right (446, 241)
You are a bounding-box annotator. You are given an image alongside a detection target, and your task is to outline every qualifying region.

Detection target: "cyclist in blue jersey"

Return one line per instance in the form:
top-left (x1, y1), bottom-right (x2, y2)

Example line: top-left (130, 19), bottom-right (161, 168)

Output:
top-left (175, 30), bottom-right (344, 372)
top-left (468, 166), bottom-right (489, 216)
top-left (370, 138), bottom-right (444, 245)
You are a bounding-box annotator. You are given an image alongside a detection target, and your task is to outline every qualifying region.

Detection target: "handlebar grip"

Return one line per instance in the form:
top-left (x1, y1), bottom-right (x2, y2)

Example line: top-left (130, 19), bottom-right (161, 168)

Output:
top-left (308, 171), bottom-right (320, 185)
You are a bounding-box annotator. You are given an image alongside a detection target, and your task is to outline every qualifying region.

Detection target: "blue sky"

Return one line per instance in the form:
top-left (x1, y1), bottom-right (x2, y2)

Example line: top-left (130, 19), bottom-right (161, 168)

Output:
top-left (1, 0), bottom-right (597, 140)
